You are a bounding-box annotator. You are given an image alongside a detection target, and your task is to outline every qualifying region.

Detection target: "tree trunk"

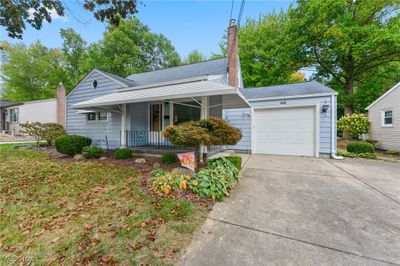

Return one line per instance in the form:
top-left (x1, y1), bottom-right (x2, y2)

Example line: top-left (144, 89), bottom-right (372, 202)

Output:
top-left (343, 77), bottom-right (354, 140)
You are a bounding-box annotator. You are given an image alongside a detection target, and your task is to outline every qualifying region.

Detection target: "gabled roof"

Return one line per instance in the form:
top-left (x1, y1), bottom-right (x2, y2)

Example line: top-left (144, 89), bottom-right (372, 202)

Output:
top-left (240, 81), bottom-right (337, 101)
top-left (0, 100), bottom-right (22, 108)
top-left (126, 58), bottom-right (227, 86)
top-left (96, 69), bottom-right (138, 87)
top-left (366, 81), bottom-right (400, 110)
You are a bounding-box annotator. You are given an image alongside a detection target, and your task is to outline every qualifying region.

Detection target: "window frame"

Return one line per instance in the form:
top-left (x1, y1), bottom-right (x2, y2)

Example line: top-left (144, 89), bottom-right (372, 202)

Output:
top-left (381, 108), bottom-right (393, 127)
top-left (10, 108), bottom-right (19, 124)
top-left (85, 112), bottom-right (108, 123)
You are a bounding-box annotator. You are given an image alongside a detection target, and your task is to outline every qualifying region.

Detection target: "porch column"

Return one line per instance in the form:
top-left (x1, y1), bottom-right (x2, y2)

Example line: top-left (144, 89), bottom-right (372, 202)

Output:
top-left (121, 104), bottom-right (127, 147)
top-left (200, 96), bottom-right (209, 161)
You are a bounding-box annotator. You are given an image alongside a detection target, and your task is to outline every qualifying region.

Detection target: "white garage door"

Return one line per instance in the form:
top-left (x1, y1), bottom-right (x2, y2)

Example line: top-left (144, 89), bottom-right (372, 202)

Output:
top-left (253, 106), bottom-right (316, 156)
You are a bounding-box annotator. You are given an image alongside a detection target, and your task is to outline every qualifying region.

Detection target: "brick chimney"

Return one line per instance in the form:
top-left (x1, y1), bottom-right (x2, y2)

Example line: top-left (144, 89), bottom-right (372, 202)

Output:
top-left (227, 19), bottom-right (238, 87)
top-left (56, 83), bottom-right (66, 127)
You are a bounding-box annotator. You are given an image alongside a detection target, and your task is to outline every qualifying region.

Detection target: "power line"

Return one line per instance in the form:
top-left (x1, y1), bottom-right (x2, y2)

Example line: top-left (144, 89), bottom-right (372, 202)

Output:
top-left (237, 0), bottom-right (246, 27)
top-left (229, 0), bottom-right (235, 22)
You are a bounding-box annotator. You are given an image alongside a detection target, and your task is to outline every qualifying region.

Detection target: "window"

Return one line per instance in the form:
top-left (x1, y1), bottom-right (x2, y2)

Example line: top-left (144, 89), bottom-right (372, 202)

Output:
top-left (86, 112), bottom-right (107, 122)
top-left (382, 109), bottom-right (393, 127)
top-left (173, 101), bottom-right (201, 125)
top-left (97, 112), bottom-right (108, 121)
top-left (10, 108), bottom-right (18, 123)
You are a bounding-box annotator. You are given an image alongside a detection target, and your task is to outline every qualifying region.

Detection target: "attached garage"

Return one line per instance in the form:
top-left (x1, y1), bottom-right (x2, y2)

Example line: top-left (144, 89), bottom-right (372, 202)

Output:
top-left (224, 81), bottom-right (338, 157)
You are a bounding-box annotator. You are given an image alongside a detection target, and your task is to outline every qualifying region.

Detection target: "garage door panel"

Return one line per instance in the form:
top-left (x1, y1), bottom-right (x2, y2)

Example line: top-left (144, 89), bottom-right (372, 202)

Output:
top-left (254, 107), bottom-right (316, 156)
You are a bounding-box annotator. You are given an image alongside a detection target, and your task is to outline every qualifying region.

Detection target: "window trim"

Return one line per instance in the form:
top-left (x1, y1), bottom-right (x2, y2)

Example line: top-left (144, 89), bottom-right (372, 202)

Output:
top-left (381, 108), bottom-right (393, 127)
top-left (85, 112), bottom-right (108, 123)
top-left (10, 108), bottom-right (19, 124)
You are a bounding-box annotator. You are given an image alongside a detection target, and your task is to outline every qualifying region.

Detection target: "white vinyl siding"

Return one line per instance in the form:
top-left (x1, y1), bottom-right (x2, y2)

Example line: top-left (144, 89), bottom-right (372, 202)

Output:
top-left (368, 86), bottom-right (400, 151)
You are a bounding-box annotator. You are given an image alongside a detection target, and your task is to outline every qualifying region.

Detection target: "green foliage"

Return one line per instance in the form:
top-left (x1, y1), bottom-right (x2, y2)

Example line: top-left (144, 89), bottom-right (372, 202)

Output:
top-left (365, 139), bottom-right (379, 147)
top-left (289, 0), bottom-right (400, 114)
top-left (80, 18), bottom-right (181, 77)
top-left (239, 11), bottom-right (304, 87)
top-left (42, 123), bottom-right (66, 145)
top-left (189, 157), bottom-right (239, 201)
top-left (151, 168), bottom-right (168, 177)
top-left (114, 148), bottom-right (133, 160)
top-left (183, 50), bottom-right (207, 64)
top-left (20, 122), bottom-right (45, 147)
top-left (387, 149), bottom-right (400, 155)
top-left (160, 154), bottom-right (178, 164)
top-left (150, 172), bottom-right (191, 195)
top-left (55, 135), bottom-right (92, 156)
top-left (0, 0), bottom-right (138, 39)
top-left (338, 114), bottom-right (369, 139)
top-left (347, 142), bottom-right (375, 154)
top-left (0, 41), bottom-right (72, 101)
top-left (337, 151), bottom-right (377, 160)
top-left (209, 156), bottom-right (242, 170)
top-left (162, 117), bottom-right (242, 149)
top-left (82, 146), bottom-right (104, 159)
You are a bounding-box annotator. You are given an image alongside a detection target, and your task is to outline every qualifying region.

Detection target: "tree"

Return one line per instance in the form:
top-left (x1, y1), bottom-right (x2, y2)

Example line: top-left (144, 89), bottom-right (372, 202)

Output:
top-left (337, 114), bottom-right (369, 140)
top-left (238, 12), bottom-right (304, 87)
top-left (80, 19), bottom-right (181, 77)
top-left (1, 0), bottom-right (139, 39)
top-left (289, 0), bottom-right (400, 114)
top-left (20, 122), bottom-right (45, 147)
top-left (60, 28), bottom-right (87, 85)
top-left (183, 50), bottom-right (207, 64)
top-left (0, 41), bottom-right (71, 101)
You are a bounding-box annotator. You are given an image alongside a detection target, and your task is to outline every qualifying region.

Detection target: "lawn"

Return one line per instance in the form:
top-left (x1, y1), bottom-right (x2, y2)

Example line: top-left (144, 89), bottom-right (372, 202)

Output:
top-left (0, 145), bottom-right (208, 265)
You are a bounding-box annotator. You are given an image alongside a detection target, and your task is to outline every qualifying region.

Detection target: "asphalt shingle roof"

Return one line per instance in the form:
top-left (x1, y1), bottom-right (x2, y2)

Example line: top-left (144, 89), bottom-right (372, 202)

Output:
top-left (0, 100), bottom-right (22, 108)
top-left (96, 69), bottom-right (138, 87)
top-left (239, 81), bottom-right (336, 100)
top-left (126, 58), bottom-right (227, 85)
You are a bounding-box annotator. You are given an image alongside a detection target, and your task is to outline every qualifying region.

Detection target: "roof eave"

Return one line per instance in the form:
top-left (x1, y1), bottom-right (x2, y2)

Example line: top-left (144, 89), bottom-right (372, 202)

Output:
top-left (365, 81), bottom-right (400, 110)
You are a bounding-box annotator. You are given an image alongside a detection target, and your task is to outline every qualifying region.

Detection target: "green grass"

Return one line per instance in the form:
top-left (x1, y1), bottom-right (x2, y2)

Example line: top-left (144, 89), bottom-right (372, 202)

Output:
top-left (0, 145), bottom-right (207, 265)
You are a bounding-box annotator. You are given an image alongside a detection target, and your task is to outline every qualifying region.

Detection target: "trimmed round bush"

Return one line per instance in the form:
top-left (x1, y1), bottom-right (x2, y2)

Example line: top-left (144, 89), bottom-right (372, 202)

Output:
top-left (160, 153), bottom-right (178, 164)
top-left (82, 146), bottom-right (104, 159)
top-left (114, 148), bottom-right (133, 160)
top-left (55, 135), bottom-right (92, 156)
top-left (347, 141), bottom-right (374, 154)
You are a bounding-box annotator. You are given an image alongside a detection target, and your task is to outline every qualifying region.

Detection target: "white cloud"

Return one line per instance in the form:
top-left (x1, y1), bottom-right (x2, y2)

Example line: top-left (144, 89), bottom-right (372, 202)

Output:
top-left (28, 8), bottom-right (68, 23)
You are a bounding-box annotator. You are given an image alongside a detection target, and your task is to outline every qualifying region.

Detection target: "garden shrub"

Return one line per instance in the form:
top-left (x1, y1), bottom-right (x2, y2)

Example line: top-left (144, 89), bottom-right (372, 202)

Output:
top-left (337, 151), bottom-right (377, 159)
top-left (55, 135), bottom-right (92, 156)
top-left (209, 156), bottom-right (242, 170)
top-left (337, 114), bottom-right (369, 139)
top-left (42, 123), bottom-right (66, 145)
top-left (189, 157), bottom-right (239, 201)
top-left (114, 148), bottom-right (133, 159)
top-left (160, 153), bottom-right (178, 164)
top-left (82, 146), bottom-right (104, 159)
top-left (150, 171), bottom-right (191, 194)
top-left (347, 141), bottom-right (374, 154)
top-left (365, 139), bottom-right (378, 147)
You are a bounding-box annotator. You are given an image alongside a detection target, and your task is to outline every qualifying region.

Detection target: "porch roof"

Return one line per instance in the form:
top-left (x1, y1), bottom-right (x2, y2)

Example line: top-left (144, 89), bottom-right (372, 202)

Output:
top-left (72, 78), bottom-right (250, 109)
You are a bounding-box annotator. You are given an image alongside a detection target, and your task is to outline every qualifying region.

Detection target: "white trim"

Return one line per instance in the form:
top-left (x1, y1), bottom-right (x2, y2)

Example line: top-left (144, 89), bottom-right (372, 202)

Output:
top-left (121, 104), bottom-right (127, 147)
top-left (247, 92), bottom-right (338, 102)
top-left (23, 98), bottom-right (56, 105)
top-left (381, 108), bottom-right (393, 127)
top-left (67, 69), bottom-right (129, 98)
top-left (366, 81), bottom-right (400, 110)
top-left (251, 104), bottom-right (320, 157)
top-left (118, 76), bottom-right (209, 92)
top-left (10, 108), bottom-right (19, 124)
top-left (84, 111), bottom-right (109, 123)
top-left (331, 94), bottom-right (337, 156)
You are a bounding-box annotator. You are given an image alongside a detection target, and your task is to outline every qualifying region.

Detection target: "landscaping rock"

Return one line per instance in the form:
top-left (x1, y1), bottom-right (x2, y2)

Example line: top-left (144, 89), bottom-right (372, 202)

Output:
top-left (73, 154), bottom-right (84, 160)
top-left (172, 167), bottom-right (194, 176)
top-left (153, 162), bottom-right (161, 169)
top-left (99, 156), bottom-right (108, 161)
top-left (135, 158), bottom-right (146, 164)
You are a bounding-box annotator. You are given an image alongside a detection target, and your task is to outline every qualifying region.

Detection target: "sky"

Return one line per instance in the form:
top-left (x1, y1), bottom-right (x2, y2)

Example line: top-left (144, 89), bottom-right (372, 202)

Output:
top-left (0, 0), bottom-right (294, 59)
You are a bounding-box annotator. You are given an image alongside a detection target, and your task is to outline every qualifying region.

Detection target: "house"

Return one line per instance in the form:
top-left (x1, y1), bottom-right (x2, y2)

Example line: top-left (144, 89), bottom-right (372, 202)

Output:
top-left (0, 84), bottom-right (66, 135)
top-left (366, 82), bottom-right (400, 151)
top-left (67, 19), bottom-right (338, 157)
top-left (224, 81), bottom-right (338, 157)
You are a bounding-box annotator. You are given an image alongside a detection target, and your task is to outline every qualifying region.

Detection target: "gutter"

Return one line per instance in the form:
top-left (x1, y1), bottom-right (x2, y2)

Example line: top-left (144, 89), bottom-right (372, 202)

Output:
top-left (330, 94), bottom-right (343, 160)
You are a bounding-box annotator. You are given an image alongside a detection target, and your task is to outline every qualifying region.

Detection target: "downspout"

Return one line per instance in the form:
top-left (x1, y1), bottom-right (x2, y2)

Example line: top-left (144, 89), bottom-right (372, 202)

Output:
top-left (331, 94), bottom-right (343, 159)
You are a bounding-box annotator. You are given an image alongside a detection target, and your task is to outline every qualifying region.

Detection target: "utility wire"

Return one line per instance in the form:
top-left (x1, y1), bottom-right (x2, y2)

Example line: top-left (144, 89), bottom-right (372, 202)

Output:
top-left (229, 0), bottom-right (235, 22)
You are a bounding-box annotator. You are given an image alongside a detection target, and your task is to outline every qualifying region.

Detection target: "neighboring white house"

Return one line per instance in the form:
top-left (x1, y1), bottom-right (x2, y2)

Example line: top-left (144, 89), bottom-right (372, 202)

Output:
top-left (1, 84), bottom-right (66, 135)
top-left (366, 82), bottom-right (400, 151)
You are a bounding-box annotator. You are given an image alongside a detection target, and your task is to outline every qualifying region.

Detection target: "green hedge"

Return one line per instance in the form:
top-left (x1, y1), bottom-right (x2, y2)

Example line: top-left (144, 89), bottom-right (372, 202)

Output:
top-left (82, 146), bottom-right (104, 159)
top-left (114, 148), bottom-right (133, 159)
top-left (160, 153), bottom-right (178, 164)
top-left (347, 141), bottom-right (374, 154)
top-left (55, 135), bottom-right (92, 156)
top-left (209, 156), bottom-right (242, 170)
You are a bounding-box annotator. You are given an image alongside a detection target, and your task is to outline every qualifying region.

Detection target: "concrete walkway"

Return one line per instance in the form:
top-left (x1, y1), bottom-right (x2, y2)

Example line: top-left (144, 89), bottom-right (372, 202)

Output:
top-left (179, 155), bottom-right (400, 266)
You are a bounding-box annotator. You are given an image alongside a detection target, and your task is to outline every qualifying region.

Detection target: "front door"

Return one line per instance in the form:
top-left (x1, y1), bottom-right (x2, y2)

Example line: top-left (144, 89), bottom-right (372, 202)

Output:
top-left (150, 104), bottom-right (162, 131)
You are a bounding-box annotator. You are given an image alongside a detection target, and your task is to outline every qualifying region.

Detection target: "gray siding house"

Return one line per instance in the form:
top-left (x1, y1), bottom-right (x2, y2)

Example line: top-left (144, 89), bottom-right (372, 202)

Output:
top-left (66, 20), bottom-right (338, 157)
top-left (224, 82), bottom-right (338, 157)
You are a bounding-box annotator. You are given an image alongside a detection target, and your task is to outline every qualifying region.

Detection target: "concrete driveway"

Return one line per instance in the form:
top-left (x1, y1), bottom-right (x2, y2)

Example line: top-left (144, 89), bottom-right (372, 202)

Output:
top-left (179, 155), bottom-right (400, 266)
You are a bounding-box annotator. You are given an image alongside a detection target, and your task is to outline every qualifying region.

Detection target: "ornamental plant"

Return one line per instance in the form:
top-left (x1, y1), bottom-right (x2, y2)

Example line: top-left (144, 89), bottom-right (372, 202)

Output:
top-left (150, 170), bottom-right (191, 195)
top-left (20, 122), bottom-right (45, 147)
top-left (55, 135), bottom-right (92, 156)
top-left (337, 114), bottom-right (369, 139)
top-left (42, 123), bottom-right (66, 145)
top-left (162, 117), bottom-right (242, 156)
top-left (347, 142), bottom-right (374, 154)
